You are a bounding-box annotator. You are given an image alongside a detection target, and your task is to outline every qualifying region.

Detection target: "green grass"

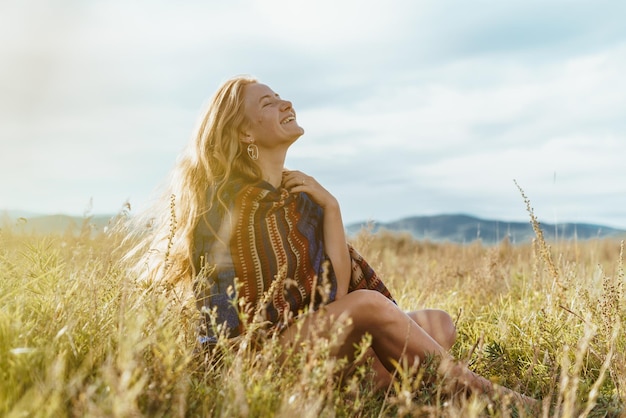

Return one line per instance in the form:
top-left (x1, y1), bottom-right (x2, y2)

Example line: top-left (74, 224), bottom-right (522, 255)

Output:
top-left (0, 217), bottom-right (624, 417)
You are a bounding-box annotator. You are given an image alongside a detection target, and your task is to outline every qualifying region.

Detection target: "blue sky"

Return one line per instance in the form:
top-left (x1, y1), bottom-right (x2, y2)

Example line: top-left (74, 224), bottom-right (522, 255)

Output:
top-left (2, 0), bottom-right (626, 228)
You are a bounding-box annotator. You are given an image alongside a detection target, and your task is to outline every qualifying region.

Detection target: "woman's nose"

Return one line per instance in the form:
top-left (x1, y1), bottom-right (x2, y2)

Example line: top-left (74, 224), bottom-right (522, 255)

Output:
top-left (280, 100), bottom-right (293, 111)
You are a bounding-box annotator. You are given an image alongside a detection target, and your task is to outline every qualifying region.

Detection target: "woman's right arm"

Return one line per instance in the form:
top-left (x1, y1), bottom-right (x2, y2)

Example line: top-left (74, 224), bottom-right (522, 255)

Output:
top-left (282, 170), bottom-right (351, 298)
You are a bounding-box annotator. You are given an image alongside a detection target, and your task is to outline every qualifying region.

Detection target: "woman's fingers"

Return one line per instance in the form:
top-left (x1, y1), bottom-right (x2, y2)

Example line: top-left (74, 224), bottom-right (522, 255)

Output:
top-left (282, 170), bottom-right (335, 207)
top-left (282, 170), bottom-right (313, 190)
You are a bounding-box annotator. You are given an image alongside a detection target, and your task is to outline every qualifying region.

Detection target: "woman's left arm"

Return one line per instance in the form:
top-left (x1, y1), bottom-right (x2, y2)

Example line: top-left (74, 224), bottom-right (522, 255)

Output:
top-left (282, 170), bottom-right (351, 298)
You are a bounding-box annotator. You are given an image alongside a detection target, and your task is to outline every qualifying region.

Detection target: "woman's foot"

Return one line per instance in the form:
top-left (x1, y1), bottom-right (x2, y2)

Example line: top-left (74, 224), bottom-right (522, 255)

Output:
top-left (438, 358), bottom-right (541, 414)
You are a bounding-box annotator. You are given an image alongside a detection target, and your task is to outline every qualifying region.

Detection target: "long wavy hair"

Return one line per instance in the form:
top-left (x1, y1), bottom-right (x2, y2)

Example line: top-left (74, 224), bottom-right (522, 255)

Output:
top-left (126, 75), bottom-right (262, 286)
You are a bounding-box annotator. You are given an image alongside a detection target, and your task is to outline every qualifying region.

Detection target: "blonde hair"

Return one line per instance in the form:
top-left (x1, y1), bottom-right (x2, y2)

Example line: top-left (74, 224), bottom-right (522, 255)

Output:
top-left (126, 75), bottom-right (261, 286)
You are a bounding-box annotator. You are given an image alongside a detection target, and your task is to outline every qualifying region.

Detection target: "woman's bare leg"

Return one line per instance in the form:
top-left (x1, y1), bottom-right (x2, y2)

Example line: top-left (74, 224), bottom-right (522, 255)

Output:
top-left (280, 290), bottom-right (445, 367)
top-left (280, 290), bottom-right (538, 409)
top-left (359, 309), bottom-right (457, 391)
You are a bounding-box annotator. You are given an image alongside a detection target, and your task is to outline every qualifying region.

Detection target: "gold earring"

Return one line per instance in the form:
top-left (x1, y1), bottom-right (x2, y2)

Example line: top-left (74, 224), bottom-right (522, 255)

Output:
top-left (247, 143), bottom-right (259, 160)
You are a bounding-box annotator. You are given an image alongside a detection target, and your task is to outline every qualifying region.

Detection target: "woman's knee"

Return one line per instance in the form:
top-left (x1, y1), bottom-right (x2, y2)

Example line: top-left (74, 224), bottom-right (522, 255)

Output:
top-left (341, 290), bottom-right (399, 329)
top-left (408, 309), bottom-right (457, 350)
top-left (433, 309), bottom-right (457, 350)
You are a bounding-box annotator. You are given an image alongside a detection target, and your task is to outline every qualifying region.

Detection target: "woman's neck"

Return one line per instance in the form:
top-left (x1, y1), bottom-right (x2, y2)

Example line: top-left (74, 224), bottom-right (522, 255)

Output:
top-left (256, 153), bottom-right (286, 189)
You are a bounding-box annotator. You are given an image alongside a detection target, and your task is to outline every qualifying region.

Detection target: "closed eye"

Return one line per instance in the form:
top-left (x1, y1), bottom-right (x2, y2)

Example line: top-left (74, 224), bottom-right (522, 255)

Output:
top-left (260, 93), bottom-right (280, 107)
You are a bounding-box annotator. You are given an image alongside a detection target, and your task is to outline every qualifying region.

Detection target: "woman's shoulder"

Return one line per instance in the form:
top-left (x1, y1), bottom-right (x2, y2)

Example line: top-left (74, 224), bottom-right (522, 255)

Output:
top-left (205, 175), bottom-right (253, 202)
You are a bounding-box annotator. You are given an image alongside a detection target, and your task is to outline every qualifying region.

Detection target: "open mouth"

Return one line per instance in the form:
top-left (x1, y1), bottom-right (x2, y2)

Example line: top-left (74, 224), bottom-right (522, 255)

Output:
top-left (281, 115), bottom-right (295, 124)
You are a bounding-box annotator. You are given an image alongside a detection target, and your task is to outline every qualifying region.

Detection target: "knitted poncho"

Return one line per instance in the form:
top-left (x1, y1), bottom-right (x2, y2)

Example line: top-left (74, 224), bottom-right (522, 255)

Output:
top-left (193, 178), bottom-right (393, 344)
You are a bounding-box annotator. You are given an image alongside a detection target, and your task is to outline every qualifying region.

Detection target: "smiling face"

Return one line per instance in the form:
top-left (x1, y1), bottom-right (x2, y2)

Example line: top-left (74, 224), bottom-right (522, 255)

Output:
top-left (240, 83), bottom-right (304, 152)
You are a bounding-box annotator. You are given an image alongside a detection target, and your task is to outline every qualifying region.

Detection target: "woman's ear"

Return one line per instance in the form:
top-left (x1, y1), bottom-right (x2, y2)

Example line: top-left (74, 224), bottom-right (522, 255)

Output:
top-left (240, 130), bottom-right (253, 144)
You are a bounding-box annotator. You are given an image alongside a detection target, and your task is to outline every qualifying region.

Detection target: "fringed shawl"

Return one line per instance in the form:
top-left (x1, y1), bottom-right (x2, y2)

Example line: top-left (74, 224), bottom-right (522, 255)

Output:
top-left (193, 178), bottom-right (394, 344)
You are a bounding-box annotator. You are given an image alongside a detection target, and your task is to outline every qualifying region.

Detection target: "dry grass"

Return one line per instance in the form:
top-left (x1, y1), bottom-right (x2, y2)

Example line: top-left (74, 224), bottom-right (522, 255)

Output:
top-left (0, 211), bottom-right (624, 417)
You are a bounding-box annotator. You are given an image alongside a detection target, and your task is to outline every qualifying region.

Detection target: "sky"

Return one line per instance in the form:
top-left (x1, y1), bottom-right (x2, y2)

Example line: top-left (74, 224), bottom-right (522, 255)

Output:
top-left (1, 0), bottom-right (626, 229)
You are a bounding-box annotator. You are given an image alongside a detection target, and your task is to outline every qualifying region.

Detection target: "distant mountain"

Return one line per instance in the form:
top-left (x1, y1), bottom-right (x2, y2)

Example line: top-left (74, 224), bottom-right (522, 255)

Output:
top-left (1, 211), bottom-right (114, 235)
top-left (3, 211), bottom-right (625, 244)
top-left (346, 214), bottom-right (626, 244)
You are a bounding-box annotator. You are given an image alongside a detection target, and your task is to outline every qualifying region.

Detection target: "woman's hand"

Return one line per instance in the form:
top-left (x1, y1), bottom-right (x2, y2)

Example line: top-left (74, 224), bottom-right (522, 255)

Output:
top-left (281, 170), bottom-right (338, 210)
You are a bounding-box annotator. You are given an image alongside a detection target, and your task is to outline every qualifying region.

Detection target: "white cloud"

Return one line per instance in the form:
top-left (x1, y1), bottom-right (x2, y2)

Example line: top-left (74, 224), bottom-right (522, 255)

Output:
top-left (1, 0), bottom-right (626, 229)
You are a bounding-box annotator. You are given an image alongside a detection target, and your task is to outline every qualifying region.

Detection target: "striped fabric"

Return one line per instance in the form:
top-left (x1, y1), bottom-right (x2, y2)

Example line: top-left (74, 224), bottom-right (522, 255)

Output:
top-left (193, 178), bottom-right (394, 344)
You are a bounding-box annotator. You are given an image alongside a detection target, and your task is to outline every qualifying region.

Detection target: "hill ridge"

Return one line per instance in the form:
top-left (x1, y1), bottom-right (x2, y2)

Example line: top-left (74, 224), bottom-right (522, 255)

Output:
top-left (3, 211), bottom-right (625, 244)
top-left (346, 213), bottom-right (626, 244)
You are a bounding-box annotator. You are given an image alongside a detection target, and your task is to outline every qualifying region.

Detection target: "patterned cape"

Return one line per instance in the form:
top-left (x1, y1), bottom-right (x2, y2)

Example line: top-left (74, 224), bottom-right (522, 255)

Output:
top-left (193, 178), bottom-right (394, 344)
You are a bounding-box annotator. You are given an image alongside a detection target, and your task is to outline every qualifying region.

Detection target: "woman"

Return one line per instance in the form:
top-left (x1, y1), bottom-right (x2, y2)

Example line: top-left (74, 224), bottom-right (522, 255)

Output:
top-left (136, 75), bottom-right (538, 408)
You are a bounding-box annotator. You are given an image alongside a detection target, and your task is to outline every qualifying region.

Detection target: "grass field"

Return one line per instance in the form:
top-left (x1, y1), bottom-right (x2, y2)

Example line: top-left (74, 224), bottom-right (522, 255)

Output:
top-left (1, 212), bottom-right (624, 417)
